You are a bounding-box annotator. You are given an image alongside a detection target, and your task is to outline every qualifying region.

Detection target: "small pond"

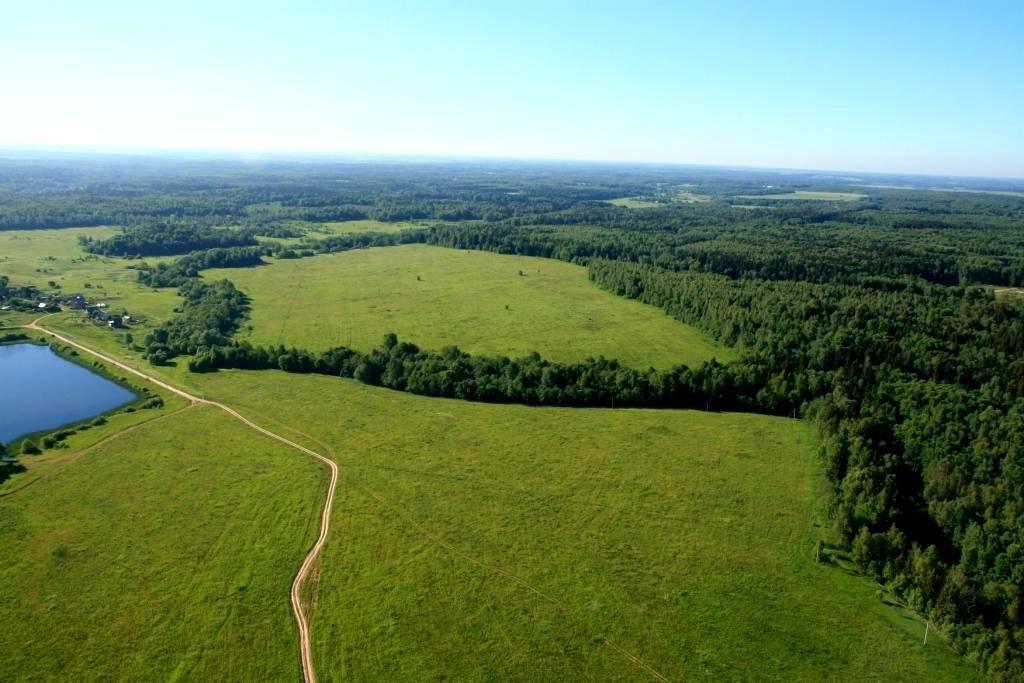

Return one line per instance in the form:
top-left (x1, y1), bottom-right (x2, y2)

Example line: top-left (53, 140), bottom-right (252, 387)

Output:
top-left (0, 343), bottom-right (137, 444)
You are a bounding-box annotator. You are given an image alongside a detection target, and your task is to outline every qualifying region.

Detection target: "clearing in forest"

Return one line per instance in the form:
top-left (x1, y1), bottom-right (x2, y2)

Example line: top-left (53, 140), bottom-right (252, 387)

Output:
top-left (300, 219), bottom-right (429, 235)
top-left (207, 244), bottom-right (734, 369)
top-left (604, 197), bottom-right (664, 208)
top-left (734, 190), bottom-right (865, 201)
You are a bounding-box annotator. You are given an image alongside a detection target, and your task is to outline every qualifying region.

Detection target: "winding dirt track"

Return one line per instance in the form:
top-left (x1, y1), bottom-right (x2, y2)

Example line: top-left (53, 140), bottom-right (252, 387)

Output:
top-left (24, 318), bottom-right (671, 682)
top-left (24, 320), bottom-right (335, 683)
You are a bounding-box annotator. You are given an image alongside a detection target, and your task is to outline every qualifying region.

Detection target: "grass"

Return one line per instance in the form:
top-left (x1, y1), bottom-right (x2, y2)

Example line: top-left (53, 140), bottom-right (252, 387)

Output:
top-left (734, 191), bottom-right (865, 201)
top-left (605, 189), bottom-right (708, 208)
top-left (0, 227), bottom-right (181, 329)
top-left (182, 369), bottom-right (975, 681)
top-left (206, 244), bottom-right (734, 369)
top-left (0, 230), bottom-right (976, 679)
top-left (303, 219), bottom-right (430, 235)
top-left (994, 287), bottom-right (1024, 301)
top-left (0, 404), bottom-right (325, 681)
top-left (929, 187), bottom-right (1024, 198)
top-left (672, 187), bottom-right (711, 203)
top-left (605, 197), bottom-right (664, 208)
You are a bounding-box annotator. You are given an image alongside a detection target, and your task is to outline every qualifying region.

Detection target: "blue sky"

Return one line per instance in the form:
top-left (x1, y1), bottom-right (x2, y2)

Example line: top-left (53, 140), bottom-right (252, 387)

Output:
top-left (2, 1), bottom-right (1021, 176)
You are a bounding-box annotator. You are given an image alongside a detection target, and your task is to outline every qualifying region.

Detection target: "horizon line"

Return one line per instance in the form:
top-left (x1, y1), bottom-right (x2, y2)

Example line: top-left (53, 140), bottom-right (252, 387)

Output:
top-left (1, 143), bottom-right (1022, 183)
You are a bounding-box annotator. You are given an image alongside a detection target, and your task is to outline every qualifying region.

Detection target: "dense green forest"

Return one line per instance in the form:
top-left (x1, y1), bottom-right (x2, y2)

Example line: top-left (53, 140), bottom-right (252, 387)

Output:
top-left (4, 157), bottom-right (1024, 678)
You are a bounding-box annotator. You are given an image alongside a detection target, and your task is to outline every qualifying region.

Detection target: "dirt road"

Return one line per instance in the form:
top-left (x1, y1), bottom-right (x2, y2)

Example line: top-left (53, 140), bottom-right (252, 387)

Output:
top-left (25, 319), bottom-right (335, 683)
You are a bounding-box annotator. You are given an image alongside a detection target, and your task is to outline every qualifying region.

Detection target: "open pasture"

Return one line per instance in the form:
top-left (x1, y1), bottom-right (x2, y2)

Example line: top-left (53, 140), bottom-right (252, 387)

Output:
top-left (206, 244), bottom-right (734, 369)
top-left (185, 369), bottom-right (973, 681)
top-left (0, 405), bottom-right (325, 681)
top-left (303, 219), bottom-right (429, 235)
top-left (605, 197), bottom-right (664, 208)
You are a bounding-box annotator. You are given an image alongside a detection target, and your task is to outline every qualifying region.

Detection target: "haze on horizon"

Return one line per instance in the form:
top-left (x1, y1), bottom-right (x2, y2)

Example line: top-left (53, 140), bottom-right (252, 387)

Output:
top-left (2, 0), bottom-right (1022, 178)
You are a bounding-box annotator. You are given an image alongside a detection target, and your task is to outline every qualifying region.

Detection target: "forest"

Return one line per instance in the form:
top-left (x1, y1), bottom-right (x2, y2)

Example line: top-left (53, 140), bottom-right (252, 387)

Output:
top-left (4, 157), bottom-right (1024, 678)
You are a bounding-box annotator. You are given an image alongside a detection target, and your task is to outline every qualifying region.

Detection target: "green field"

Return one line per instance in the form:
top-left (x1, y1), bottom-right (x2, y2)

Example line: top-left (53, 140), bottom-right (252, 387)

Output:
top-left (673, 190), bottom-right (710, 202)
top-left (605, 197), bottom-right (664, 208)
top-left (0, 227), bottom-right (977, 680)
top-left (0, 405), bottom-right (324, 681)
top-left (180, 369), bottom-right (973, 681)
top-left (930, 187), bottom-right (1024, 198)
top-left (605, 190), bottom-right (708, 208)
top-left (303, 219), bottom-right (429, 235)
top-left (734, 191), bottom-right (865, 201)
top-left (0, 227), bottom-right (180, 327)
top-left (207, 244), bottom-right (734, 369)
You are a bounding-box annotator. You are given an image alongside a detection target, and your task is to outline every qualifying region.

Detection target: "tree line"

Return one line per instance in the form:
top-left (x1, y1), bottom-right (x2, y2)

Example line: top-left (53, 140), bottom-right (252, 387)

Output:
top-left (81, 221), bottom-right (258, 257)
top-left (14, 156), bottom-right (1020, 677)
top-left (136, 236), bottom-right (1024, 676)
top-left (135, 228), bottom-right (1024, 677)
top-left (586, 259), bottom-right (1024, 677)
top-left (188, 333), bottom-right (744, 410)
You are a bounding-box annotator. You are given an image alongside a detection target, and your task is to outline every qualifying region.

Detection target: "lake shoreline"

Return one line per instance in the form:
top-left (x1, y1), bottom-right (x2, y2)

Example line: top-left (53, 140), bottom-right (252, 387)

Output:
top-left (1, 341), bottom-right (152, 452)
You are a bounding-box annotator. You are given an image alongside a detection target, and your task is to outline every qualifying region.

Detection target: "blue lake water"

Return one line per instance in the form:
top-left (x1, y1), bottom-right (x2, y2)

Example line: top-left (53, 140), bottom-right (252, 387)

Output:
top-left (0, 343), bottom-right (137, 444)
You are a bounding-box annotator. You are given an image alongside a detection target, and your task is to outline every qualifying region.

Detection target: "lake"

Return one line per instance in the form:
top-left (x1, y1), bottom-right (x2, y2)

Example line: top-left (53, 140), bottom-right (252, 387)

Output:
top-left (0, 343), bottom-right (137, 444)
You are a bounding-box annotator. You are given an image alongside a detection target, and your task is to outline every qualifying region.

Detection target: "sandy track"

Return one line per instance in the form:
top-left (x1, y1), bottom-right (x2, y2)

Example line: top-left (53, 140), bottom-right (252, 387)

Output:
top-left (25, 320), bottom-right (335, 683)
top-left (25, 319), bottom-right (670, 681)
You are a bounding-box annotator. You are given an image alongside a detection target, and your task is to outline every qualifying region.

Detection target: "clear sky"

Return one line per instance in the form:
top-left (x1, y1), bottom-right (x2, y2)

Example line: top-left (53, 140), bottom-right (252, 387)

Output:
top-left (2, 1), bottom-right (1022, 176)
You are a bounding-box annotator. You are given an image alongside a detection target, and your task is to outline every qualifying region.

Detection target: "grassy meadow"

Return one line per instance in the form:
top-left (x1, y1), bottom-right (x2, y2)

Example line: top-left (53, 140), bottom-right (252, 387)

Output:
top-left (303, 219), bottom-right (429, 235)
top-left (255, 220), bottom-right (431, 249)
top-left (734, 191), bottom-right (865, 201)
top-left (0, 227), bottom-right (180, 327)
top-left (605, 191), bottom-right (708, 208)
top-left (605, 197), bottom-right (664, 209)
top-left (207, 244), bottom-right (734, 369)
top-left (0, 405), bottom-right (325, 681)
top-left (183, 369), bottom-right (974, 681)
top-left (1, 227), bottom-right (977, 680)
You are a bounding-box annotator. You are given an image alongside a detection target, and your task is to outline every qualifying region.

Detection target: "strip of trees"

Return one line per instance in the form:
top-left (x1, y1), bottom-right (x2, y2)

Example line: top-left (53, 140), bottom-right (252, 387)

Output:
top-left (188, 333), bottom-right (744, 409)
top-left (142, 279), bottom-right (248, 365)
top-left (136, 247), bottom-right (267, 288)
top-left (38, 158), bottom-right (1020, 677)
top-left (141, 241), bottom-right (1024, 677)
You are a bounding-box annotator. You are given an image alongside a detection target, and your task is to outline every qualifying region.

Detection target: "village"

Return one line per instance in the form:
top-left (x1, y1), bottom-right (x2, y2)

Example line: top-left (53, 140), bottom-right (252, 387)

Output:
top-left (0, 286), bottom-right (133, 329)
top-left (60, 293), bottom-right (134, 329)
